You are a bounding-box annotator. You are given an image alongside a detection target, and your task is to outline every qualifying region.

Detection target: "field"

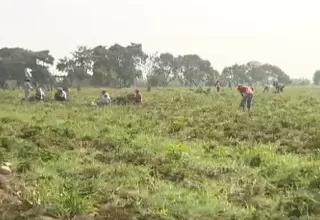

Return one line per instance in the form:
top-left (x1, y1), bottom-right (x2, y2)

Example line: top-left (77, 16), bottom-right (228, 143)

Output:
top-left (1, 86), bottom-right (320, 220)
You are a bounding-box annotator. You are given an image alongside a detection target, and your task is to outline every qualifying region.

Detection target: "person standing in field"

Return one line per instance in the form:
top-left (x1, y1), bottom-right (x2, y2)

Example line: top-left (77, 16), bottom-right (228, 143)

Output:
top-left (23, 78), bottom-right (33, 101)
top-left (237, 85), bottom-right (254, 112)
top-left (35, 87), bottom-right (46, 101)
top-left (215, 80), bottom-right (221, 92)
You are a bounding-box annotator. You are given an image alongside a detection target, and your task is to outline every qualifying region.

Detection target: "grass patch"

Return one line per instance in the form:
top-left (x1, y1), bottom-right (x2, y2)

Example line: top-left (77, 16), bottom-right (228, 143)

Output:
top-left (0, 87), bottom-right (320, 219)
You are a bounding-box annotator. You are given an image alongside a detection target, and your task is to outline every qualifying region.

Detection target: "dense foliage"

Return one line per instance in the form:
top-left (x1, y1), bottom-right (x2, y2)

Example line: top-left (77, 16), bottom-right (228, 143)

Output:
top-left (0, 45), bottom-right (296, 88)
top-left (0, 48), bottom-right (55, 86)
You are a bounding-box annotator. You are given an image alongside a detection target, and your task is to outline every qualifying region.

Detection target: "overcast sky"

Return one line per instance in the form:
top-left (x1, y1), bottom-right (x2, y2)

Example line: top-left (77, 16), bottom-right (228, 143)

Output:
top-left (0, 0), bottom-right (319, 79)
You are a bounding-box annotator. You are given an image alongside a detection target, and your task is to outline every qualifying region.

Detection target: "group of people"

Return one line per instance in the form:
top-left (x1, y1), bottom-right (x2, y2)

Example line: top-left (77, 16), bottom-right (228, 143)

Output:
top-left (22, 77), bottom-right (287, 113)
top-left (23, 78), bottom-right (70, 102)
top-left (23, 78), bottom-right (143, 105)
top-left (263, 81), bottom-right (285, 93)
top-left (96, 88), bottom-right (142, 105)
top-left (237, 80), bottom-right (286, 112)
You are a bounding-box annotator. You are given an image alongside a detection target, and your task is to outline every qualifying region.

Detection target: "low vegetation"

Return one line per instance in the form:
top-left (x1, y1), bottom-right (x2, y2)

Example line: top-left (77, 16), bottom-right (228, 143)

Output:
top-left (1, 87), bottom-right (320, 220)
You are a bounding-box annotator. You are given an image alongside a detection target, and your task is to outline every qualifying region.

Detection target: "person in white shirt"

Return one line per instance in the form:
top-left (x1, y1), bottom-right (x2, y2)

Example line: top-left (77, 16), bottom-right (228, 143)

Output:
top-left (54, 88), bottom-right (67, 101)
top-left (35, 87), bottom-right (45, 101)
top-left (23, 79), bottom-right (33, 101)
top-left (99, 90), bottom-right (111, 105)
top-left (63, 87), bottom-right (70, 100)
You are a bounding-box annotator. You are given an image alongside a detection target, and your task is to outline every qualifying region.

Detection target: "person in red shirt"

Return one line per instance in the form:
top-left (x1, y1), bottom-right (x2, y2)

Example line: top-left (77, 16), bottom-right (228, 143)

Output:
top-left (237, 85), bottom-right (254, 112)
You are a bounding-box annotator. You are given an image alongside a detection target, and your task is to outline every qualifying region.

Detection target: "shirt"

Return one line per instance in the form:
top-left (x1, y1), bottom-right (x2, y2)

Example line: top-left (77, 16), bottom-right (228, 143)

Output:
top-left (61, 91), bottom-right (67, 100)
top-left (100, 94), bottom-right (111, 104)
top-left (134, 93), bottom-right (142, 104)
top-left (24, 82), bottom-right (32, 91)
top-left (36, 89), bottom-right (45, 100)
top-left (238, 86), bottom-right (253, 95)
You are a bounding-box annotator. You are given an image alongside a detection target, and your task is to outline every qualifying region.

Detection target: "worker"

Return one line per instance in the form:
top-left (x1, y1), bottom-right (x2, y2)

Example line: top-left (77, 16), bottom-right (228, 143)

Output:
top-left (23, 78), bottom-right (33, 101)
top-left (35, 87), bottom-right (46, 101)
top-left (237, 85), bottom-right (254, 112)
top-left (54, 88), bottom-right (67, 101)
top-left (215, 80), bottom-right (221, 92)
top-left (134, 89), bottom-right (142, 104)
top-left (98, 90), bottom-right (111, 105)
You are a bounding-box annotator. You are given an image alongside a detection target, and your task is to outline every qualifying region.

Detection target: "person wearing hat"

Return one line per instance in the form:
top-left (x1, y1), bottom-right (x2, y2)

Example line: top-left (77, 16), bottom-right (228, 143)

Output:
top-left (237, 85), bottom-right (254, 112)
top-left (23, 78), bottom-right (33, 101)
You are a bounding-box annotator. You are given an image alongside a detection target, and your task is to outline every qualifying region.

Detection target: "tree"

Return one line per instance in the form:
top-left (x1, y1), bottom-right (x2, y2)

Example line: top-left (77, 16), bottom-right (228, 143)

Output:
top-left (154, 53), bottom-right (179, 86)
top-left (247, 67), bottom-right (266, 83)
top-left (221, 64), bottom-right (249, 85)
top-left (313, 71), bottom-right (320, 85)
top-left (0, 47), bottom-right (54, 85)
top-left (72, 46), bottom-right (93, 74)
top-left (57, 57), bottom-right (89, 83)
top-left (221, 62), bottom-right (291, 85)
top-left (145, 52), bottom-right (182, 87)
top-left (176, 54), bottom-right (219, 86)
top-left (91, 46), bottom-right (114, 86)
top-left (144, 52), bottom-right (161, 87)
top-left (259, 64), bottom-right (291, 84)
top-left (204, 68), bottom-right (220, 86)
top-left (90, 43), bottom-right (147, 87)
top-left (56, 46), bottom-right (93, 85)
top-left (109, 43), bottom-right (147, 87)
top-left (246, 61), bottom-right (266, 83)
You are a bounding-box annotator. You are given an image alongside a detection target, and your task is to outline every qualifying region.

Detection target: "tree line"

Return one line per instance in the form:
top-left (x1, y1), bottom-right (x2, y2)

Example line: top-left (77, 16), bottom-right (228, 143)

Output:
top-left (0, 43), bottom-right (315, 88)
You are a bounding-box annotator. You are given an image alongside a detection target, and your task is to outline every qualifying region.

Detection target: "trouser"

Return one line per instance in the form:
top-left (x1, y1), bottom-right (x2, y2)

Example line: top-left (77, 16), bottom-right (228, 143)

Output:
top-left (240, 93), bottom-right (253, 110)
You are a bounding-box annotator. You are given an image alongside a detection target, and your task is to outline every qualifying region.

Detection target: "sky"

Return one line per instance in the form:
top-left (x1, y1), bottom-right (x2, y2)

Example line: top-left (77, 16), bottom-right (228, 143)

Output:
top-left (0, 0), bottom-right (319, 79)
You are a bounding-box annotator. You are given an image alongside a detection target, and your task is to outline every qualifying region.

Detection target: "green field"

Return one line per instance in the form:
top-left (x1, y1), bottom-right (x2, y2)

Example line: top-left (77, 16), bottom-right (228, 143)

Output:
top-left (1, 87), bottom-right (320, 220)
